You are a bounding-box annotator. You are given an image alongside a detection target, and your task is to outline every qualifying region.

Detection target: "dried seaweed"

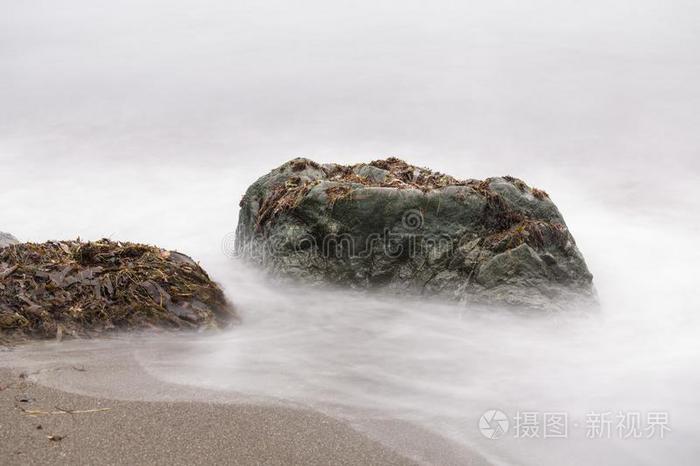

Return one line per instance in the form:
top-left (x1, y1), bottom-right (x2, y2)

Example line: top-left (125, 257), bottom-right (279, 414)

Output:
top-left (255, 178), bottom-right (319, 231)
top-left (253, 158), bottom-right (548, 231)
top-left (324, 185), bottom-right (353, 207)
top-left (0, 240), bottom-right (236, 343)
top-left (482, 220), bottom-right (570, 253)
top-left (478, 186), bottom-right (525, 232)
top-left (503, 175), bottom-right (529, 192)
top-left (367, 157), bottom-right (466, 191)
top-left (290, 158), bottom-right (321, 172)
top-left (532, 187), bottom-right (549, 200)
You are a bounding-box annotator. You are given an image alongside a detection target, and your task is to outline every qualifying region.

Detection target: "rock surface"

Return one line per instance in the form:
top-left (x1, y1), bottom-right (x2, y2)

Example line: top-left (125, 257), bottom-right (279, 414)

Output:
top-left (0, 232), bottom-right (19, 248)
top-left (235, 158), bottom-right (594, 309)
top-left (0, 239), bottom-right (237, 343)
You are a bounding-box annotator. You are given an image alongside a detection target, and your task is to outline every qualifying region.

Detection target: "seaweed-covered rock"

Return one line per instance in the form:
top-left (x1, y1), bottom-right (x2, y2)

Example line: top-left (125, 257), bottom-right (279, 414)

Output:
top-left (0, 239), bottom-right (236, 343)
top-left (0, 232), bottom-right (18, 248)
top-left (235, 157), bottom-right (594, 309)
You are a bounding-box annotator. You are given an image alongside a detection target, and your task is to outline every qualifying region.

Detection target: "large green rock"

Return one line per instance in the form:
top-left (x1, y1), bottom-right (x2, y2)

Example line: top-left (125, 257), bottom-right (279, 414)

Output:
top-left (235, 158), bottom-right (594, 309)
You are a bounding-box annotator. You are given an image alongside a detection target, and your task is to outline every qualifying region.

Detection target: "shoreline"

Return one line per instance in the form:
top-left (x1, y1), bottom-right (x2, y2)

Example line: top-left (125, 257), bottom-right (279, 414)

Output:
top-left (0, 366), bottom-right (415, 465)
top-left (0, 337), bottom-right (492, 465)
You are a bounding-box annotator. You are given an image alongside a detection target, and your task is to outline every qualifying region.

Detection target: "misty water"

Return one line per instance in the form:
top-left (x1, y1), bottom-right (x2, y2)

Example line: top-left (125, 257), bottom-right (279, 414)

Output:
top-left (3, 1), bottom-right (700, 464)
top-left (4, 163), bottom-right (699, 466)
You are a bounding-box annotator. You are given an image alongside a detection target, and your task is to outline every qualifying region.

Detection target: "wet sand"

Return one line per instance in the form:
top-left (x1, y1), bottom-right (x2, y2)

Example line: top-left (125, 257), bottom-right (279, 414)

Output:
top-left (0, 367), bottom-right (416, 465)
top-left (0, 338), bottom-right (492, 465)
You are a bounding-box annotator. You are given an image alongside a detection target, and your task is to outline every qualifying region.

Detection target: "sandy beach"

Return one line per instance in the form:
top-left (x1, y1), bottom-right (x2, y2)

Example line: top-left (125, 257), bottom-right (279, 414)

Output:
top-left (0, 338), bottom-right (491, 466)
top-left (0, 366), bottom-right (416, 465)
